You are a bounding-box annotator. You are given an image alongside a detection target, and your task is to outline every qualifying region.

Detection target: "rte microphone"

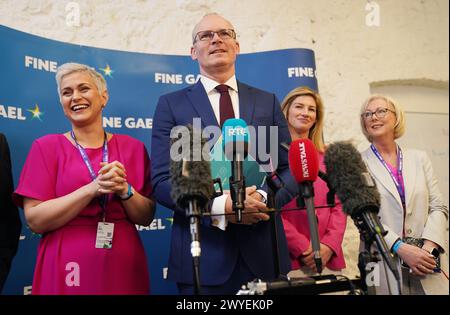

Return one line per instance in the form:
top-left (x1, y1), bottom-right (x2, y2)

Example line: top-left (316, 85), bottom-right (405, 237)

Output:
top-left (288, 139), bottom-right (322, 273)
top-left (222, 118), bottom-right (249, 223)
top-left (323, 142), bottom-right (400, 281)
top-left (170, 124), bottom-right (214, 294)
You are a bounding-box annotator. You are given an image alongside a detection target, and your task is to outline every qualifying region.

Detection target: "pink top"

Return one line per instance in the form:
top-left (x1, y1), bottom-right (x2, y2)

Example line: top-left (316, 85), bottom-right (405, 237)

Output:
top-left (14, 134), bottom-right (152, 294)
top-left (282, 153), bottom-right (347, 271)
top-left (386, 162), bottom-right (406, 200)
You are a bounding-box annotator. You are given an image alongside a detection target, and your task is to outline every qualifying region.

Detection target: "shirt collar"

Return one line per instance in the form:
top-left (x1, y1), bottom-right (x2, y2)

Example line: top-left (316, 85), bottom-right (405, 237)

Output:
top-left (200, 75), bottom-right (238, 94)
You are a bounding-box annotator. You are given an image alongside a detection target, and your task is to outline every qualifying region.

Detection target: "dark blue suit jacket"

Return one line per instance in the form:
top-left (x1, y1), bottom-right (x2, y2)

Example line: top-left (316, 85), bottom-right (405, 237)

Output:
top-left (151, 80), bottom-right (292, 286)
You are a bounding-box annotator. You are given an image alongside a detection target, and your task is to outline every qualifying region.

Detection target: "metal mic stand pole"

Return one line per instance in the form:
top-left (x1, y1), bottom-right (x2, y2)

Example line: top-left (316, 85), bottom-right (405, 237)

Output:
top-left (297, 192), bottom-right (322, 274)
top-left (187, 199), bottom-right (202, 295)
top-left (267, 185), bottom-right (281, 279)
top-left (265, 172), bottom-right (290, 280)
top-left (357, 236), bottom-right (379, 295)
top-left (355, 215), bottom-right (401, 295)
top-left (230, 156), bottom-right (245, 223)
top-left (356, 220), bottom-right (387, 295)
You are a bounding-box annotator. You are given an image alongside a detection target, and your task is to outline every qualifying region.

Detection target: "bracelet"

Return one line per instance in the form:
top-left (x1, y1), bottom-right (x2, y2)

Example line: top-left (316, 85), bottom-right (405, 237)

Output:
top-left (392, 239), bottom-right (403, 253)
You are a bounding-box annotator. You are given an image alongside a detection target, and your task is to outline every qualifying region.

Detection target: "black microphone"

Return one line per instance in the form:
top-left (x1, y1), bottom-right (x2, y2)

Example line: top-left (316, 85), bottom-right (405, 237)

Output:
top-left (170, 124), bottom-right (214, 252)
top-left (265, 172), bottom-right (285, 209)
top-left (323, 142), bottom-right (400, 281)
top-left (240, 275), bottom-right (353, 295)
top-left (170, 124), bottom-right (214, 294)
top-left (222, 119), bottom-right (249, 223)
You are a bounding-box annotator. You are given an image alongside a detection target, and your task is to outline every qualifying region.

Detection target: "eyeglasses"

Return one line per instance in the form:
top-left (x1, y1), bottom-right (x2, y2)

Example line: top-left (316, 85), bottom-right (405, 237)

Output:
top-left (193, 29), bottom-right (236, 43)
top-left (361, 107), bottom-right (395, 120)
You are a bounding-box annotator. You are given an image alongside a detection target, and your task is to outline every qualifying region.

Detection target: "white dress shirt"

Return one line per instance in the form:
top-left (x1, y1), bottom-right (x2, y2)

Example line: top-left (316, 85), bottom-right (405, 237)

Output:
top-left (200, 75), bottom-right (240, 122)
top-left (199, 75), bottom-right (267, 230)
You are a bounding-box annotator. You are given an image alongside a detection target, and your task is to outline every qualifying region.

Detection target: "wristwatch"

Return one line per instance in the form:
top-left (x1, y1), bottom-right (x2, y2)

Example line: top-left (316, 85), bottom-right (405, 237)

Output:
top-left (429, 247), bottom-right (440, 258)
top-left (119, 183), bottom-right (134, 201)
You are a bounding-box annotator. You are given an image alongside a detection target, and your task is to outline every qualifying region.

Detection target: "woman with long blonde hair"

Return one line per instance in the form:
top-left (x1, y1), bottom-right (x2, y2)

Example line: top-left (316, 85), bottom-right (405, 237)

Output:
top-left (280, 86), bottom-right (347, 277)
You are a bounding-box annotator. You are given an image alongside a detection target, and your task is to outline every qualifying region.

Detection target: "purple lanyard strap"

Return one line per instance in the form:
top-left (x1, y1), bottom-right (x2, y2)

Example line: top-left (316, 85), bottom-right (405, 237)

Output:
top-left (370, 144), bottom-right (405, 206)
top-left (71, 130), bottom-right (109, 218)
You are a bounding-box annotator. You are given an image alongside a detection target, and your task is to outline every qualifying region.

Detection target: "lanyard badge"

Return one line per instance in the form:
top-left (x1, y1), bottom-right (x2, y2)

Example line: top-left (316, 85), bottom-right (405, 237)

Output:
top-left (95, 222), bottom-right (114, 249)
top-left (71, 130), bottom-right (114, 249)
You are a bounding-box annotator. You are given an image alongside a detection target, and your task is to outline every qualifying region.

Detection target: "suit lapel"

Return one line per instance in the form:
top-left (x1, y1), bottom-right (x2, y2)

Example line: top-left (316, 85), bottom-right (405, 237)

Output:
top-left (237, 81), bottom-right (255, 124)
top-left (186, 81), bottom-right (219, 128)
top-left (365, 148), bottom-right (403, 209)
top-left (401, 148), bottom-right (416, 212)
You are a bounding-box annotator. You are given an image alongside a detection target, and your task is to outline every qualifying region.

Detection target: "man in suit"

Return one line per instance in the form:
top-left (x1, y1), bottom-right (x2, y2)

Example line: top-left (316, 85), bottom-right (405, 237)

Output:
top-left (0, 133), bottom-right (22, 293)
top-left (151, 13), bottom-right (292, 294)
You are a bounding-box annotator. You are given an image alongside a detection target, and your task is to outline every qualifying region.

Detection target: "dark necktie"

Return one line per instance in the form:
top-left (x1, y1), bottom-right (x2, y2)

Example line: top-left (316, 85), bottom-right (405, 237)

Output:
top-left (215, 84), bottom-right (235, 127)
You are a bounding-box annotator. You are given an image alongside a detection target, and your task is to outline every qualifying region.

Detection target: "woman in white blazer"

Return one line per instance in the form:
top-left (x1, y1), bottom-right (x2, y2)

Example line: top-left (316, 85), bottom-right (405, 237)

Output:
top-left (359, 95), bottom-right (448, 295)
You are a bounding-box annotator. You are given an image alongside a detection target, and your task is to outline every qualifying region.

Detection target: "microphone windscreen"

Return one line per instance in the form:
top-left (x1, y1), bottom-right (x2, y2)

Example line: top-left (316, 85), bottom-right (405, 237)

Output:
top-left (222, 118), bottom-right (249, 160)
top-left (288, 138), bottom-right (319, 183)
top-left (170, 124), bottom-right (214, 209)
top-left (323, 141), bottom-right (380, 217)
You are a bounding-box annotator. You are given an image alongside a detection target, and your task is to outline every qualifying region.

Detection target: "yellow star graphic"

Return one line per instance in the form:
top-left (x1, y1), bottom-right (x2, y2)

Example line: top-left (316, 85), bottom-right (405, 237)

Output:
top-left (166, 218), bottom-right (174, 225)
top-left (27, 104), bottom-right (44, 121)
top-left (100, 64), bottom-right (114, 78)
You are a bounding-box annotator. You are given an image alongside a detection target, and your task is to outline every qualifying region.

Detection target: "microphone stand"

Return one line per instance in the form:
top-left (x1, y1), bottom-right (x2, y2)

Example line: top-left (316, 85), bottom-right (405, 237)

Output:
top-left (353, 212), bottom-right (402, 295)
top-left (186, 198), bottom-right (203, 295)
top-left (357, 238), bottom-right (379, 295)
top-left (230, 152), bottom-right (246, 223)
top-left (265, 172), bottom-right (284, 279)
top-left (297, 182), bottom-right (322, 274)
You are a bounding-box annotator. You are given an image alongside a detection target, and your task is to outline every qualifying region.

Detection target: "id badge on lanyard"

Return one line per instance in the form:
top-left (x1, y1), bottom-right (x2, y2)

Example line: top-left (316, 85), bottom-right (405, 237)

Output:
top-left (71, 131), bottom-right (115, 249)
top-left (96, 222), bottom-right (114, 249)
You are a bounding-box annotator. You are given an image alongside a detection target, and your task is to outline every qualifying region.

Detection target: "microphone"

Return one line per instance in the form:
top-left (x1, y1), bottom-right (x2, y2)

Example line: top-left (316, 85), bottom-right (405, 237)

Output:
top-left (239, 275), bottom-right (354, 295)
top-left (222, 118), bottom-right (249, 223)
top-left (170, 124), bottom-right (214, 215)
top-left (170, 124), bottom-right (214, 294)
top-left (265, 172), bottom-right (285, 209)
top-left (323, 142), bottom-right (400, 281)
top-left (288, 139), bottom-right (322, 273)
top-left (282, 142), bottom-right (334, 207)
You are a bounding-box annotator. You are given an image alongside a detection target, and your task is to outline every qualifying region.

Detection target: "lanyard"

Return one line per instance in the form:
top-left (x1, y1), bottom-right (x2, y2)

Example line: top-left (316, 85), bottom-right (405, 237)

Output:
top-left (371, 144), bottom-right (406, 236)
top-left (370, 144), bottom-right (405, 206)
top-left (71, 130), bottom-right (109, 221)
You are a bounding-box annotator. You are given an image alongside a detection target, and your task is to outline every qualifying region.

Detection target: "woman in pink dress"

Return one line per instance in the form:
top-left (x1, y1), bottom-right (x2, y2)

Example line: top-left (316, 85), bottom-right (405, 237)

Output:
top-left (13, 62), bottom-right (155, 295)
top-left (280, 86), bottom-right (347, 277)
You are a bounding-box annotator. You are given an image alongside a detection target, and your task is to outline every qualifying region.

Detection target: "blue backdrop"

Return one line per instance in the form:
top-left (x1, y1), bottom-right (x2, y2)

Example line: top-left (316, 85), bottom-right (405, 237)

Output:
top-left (0, 25), bottom-right (317, 295)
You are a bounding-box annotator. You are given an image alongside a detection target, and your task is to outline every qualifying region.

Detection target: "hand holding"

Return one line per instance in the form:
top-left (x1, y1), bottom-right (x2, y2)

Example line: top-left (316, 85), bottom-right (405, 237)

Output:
top-left (397, 243), bottom-right (437, 276)
top-left (319, 243), bottom-right (333, 267)
top-left (96, 161), bottom-right (128, 195)
top-left (300, 246), bottom-right (317, 271)
top-left (226, 186), bottom-right (269, 225)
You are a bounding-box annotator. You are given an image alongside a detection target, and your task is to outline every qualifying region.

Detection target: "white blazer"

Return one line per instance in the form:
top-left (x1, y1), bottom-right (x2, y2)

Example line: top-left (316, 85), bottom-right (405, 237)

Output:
top-left (361, 146), bottom-right (448, 295)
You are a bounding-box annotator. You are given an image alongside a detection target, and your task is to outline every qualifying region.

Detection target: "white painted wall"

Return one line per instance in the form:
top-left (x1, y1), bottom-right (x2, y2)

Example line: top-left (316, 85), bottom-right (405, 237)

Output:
top-left (1, 0), bottom-right (448, 283)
